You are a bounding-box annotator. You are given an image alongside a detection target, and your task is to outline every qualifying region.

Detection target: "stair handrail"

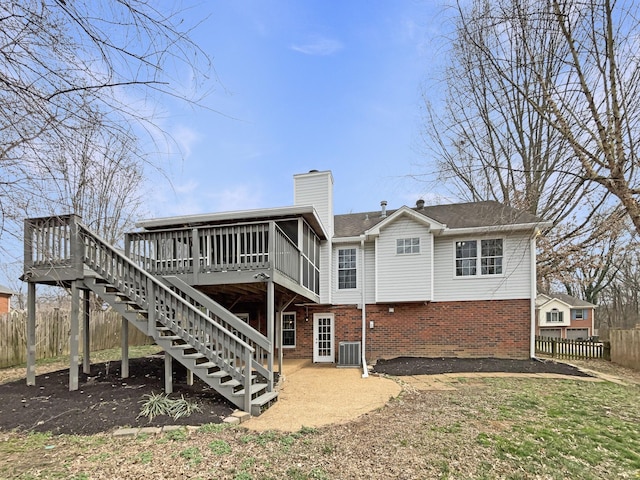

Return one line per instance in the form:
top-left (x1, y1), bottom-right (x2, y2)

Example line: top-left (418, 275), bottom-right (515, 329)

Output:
top-left (75, 220), bottom-right (258, 401)
top-left (162, 275), bottom-right (272, 382)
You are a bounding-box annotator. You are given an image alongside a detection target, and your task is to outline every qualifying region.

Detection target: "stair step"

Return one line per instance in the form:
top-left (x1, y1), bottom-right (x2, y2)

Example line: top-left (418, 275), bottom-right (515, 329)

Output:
top-left (207, 370), bottom-right (231, 379)
top-left (251, 390), bottom-right (279, 407)
top-left (194, 361), bottom-right (218, 369)
top-left (234, 382), bottom-right (268, 396)
top-left (250, 391), bottom-right (279, 416)
top-left (182, 352), bottom-right (206, 360)
top-left (157, 335), bottom-right (181, 341)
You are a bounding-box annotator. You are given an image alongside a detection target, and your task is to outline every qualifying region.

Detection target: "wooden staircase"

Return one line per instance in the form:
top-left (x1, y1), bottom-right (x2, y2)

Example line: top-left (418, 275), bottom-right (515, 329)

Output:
top-left (24, 215), bottom-right (277, 416)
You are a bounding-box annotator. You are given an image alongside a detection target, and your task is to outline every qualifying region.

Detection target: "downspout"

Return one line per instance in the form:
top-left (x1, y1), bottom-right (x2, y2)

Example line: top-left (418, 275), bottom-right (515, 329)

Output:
top-left (530, 231), bottom-right (538, 359)
top-left (360, 236), bottom-right (369, 378)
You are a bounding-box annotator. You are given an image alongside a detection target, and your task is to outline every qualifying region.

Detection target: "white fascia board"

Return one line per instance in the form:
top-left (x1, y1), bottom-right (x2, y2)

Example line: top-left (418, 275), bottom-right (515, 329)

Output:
top-left (439, 221), bottom-right (553, 237)
top-left (365, 206), bottom-right (447, 236)
top-left (332, 236), bottom-right (366, 244)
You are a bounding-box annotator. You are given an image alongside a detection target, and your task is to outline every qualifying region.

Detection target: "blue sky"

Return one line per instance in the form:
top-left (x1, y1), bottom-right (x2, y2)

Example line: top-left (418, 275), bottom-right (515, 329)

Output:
top-left (149, 0), bottom-right (454, 219)
top-left (2, 1), bottom-right (456, 289)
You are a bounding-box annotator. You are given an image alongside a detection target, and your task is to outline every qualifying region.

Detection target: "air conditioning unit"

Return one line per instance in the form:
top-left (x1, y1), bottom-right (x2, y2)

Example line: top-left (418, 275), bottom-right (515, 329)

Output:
top-left (338, 341), bottom-right (361, 367)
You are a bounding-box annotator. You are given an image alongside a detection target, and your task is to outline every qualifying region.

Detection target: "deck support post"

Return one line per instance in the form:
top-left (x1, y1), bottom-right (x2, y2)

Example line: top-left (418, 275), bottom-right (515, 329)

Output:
top-left (164, 353), bottom-right (173, 394)
top-left (82, 289), bottom-right (91, 374)
top-left (69, 280), bottom-right (80, 391)
top-left (26, 282), bottom-right (37, 386)
top-left (266, 279), bottom-right (274, 391)
top-left (187, 370), bottom-right (193, 386)
top-left (121, 316), bottom-right (129, 379)
top-left (277, 310), bottom-right (283, 375)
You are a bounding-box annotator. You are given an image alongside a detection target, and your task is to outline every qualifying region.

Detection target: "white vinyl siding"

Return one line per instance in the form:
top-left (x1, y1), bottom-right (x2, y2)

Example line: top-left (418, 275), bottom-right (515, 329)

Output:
top-left (319, 242), bottom-right (332, 304)
top-left (537, 299), bottom-right (571, 327)
top-left (293, 171), bottom-right (333, 236)
top-left (331, 242), bottom-right (376, 304)
top-left (293, 171), bottom-right (334, 303)
top-left (433, 232), bottom-right (532, 301)
top-left (376, 217), bottom-right (431, 302)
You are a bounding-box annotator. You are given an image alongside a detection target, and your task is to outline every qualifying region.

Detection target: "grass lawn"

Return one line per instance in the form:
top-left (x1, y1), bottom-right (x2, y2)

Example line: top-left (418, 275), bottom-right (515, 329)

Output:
top-left (1, 363), bottom-right (639, 479)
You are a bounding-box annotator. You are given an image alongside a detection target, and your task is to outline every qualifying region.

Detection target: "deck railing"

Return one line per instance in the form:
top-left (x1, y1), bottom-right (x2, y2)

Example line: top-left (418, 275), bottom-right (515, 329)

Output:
top-left (126, 220), bottom-right (320, 294)
top-left (24, 215), bottom-right (270, 412)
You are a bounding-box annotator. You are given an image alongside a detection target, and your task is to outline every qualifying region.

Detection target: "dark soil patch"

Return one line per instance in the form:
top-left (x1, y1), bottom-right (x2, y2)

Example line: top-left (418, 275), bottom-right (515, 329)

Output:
top-left (372, 357), bottom-right (593, 377)
top-left (0, 354), bottom-right (235, 435)
top-left (0, 355), bottom-right (592, 436)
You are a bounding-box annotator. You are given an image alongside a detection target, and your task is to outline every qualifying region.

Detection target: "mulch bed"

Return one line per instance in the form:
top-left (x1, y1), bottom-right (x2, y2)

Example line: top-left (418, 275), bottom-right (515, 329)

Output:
top-left (0, 355), bottom-right (235, 436)
top-left (0, 355), bottom-right (591, 436)
top-left (372, 356), bottom-right (592, 377)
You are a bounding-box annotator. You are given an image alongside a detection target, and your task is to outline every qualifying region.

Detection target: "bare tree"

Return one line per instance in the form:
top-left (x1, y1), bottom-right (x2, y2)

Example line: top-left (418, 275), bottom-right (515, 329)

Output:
top-left (0, 1), bottom-right (212, 242)
top-left (421, 0), bottom-right (640, 300)
top-left (443, 0), bottom-right (640, 236)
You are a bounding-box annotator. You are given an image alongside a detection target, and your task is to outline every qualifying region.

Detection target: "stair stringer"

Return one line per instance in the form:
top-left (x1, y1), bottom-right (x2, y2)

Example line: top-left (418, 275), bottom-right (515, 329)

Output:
top-left (83, 276), bottom-right (278, 415)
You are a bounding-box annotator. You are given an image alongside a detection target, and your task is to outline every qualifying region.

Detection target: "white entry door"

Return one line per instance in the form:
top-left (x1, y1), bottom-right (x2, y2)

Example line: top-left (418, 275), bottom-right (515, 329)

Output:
top-left (313, 313), bottom-right (334, 363)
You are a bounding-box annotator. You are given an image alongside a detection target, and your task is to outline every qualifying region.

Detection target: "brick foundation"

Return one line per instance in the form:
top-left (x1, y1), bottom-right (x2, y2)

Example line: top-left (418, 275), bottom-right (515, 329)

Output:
top-left (281, 299), bottom-right (531, 361)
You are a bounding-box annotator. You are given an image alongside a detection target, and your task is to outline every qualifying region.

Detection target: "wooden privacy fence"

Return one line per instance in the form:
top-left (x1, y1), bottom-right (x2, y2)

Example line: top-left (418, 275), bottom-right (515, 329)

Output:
top-left (0, 310), bottom-right (152, 368)
top-left (535, 335), bottom-right (610, 360)
top-left (609, 328), bottom-right (640, 371)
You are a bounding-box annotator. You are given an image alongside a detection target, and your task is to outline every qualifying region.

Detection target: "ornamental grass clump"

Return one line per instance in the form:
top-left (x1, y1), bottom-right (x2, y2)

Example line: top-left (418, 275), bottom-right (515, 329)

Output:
top-left (137, 392), bottom-right (202, 422)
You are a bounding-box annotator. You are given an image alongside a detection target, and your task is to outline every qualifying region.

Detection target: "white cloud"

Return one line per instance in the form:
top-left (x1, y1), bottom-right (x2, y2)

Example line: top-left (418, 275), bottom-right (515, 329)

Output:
top-left (206, 184), bottom-right (264, 212)
top-left (290, 36), bottom-right (343, 56)
top-left (172, 125), bottom-right (200, 159)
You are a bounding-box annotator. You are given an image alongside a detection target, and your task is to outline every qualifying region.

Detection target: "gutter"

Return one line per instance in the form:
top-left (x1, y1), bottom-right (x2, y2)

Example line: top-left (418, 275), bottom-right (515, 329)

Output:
top-left (360, 236), bottom-right (368, 378)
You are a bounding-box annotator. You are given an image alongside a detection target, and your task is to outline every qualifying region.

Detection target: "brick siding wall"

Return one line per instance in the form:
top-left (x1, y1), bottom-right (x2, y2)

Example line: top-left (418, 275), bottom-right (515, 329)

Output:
top-left (280, 299), bottom-right (531, 361)
top-left (0, 295), bottom-right (9, 314)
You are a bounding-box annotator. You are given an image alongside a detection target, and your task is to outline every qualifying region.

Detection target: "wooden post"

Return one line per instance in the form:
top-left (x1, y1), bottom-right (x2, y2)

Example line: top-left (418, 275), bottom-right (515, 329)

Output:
top-left (266, 279), bottom-right (274, 391)
top-left (187, 370), bottom-right (193, 386)
top-left (69, 215), bottom-right (84, 276)
top-left (26, 282), bottom-right (36, 386)
top-left (278, 310), bottom-right (283, 376)
top-left (192, 228), bottom-right (199, 284)
top-left (69, 280), bottom-right (80, 391)
top-left (82, 289), bottom-right (91, 374)
top-left (147, 278), bottom-right (156, 336)
top-left (121, 316), bottom-right (129, 379)
top-left (164, 353), bottom-right (173, 394)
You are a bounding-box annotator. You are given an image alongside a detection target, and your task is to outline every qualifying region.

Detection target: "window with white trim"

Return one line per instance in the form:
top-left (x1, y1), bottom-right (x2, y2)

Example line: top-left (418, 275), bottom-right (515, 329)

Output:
top-left (397, 237), bottom-right (420, 254)
top-left (571, 309), bottom-right (586, 320)
top-left (282, 312), bottom-right (296, 347)
top-left (455, 239), bottom-right (503, 276)
top-left (338, 248), bottom-right (357, 289)
top-left (546, 309), bottom-right (563, 323)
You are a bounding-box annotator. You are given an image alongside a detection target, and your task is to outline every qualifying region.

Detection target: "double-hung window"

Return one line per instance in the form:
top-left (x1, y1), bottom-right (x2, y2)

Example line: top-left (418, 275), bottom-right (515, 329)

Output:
top-left (338, 248), bottom-right (357, 289)
top-left (546, 309), bottom-right (563, 323)
top-left (282, 312), bottom-right (296, 348)
top-left (571, 309), bottom-right (586, 320)
top-left (397, 237), bottom-right (420, 254)
top-left (455, 239), bottom-right (503, 277)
